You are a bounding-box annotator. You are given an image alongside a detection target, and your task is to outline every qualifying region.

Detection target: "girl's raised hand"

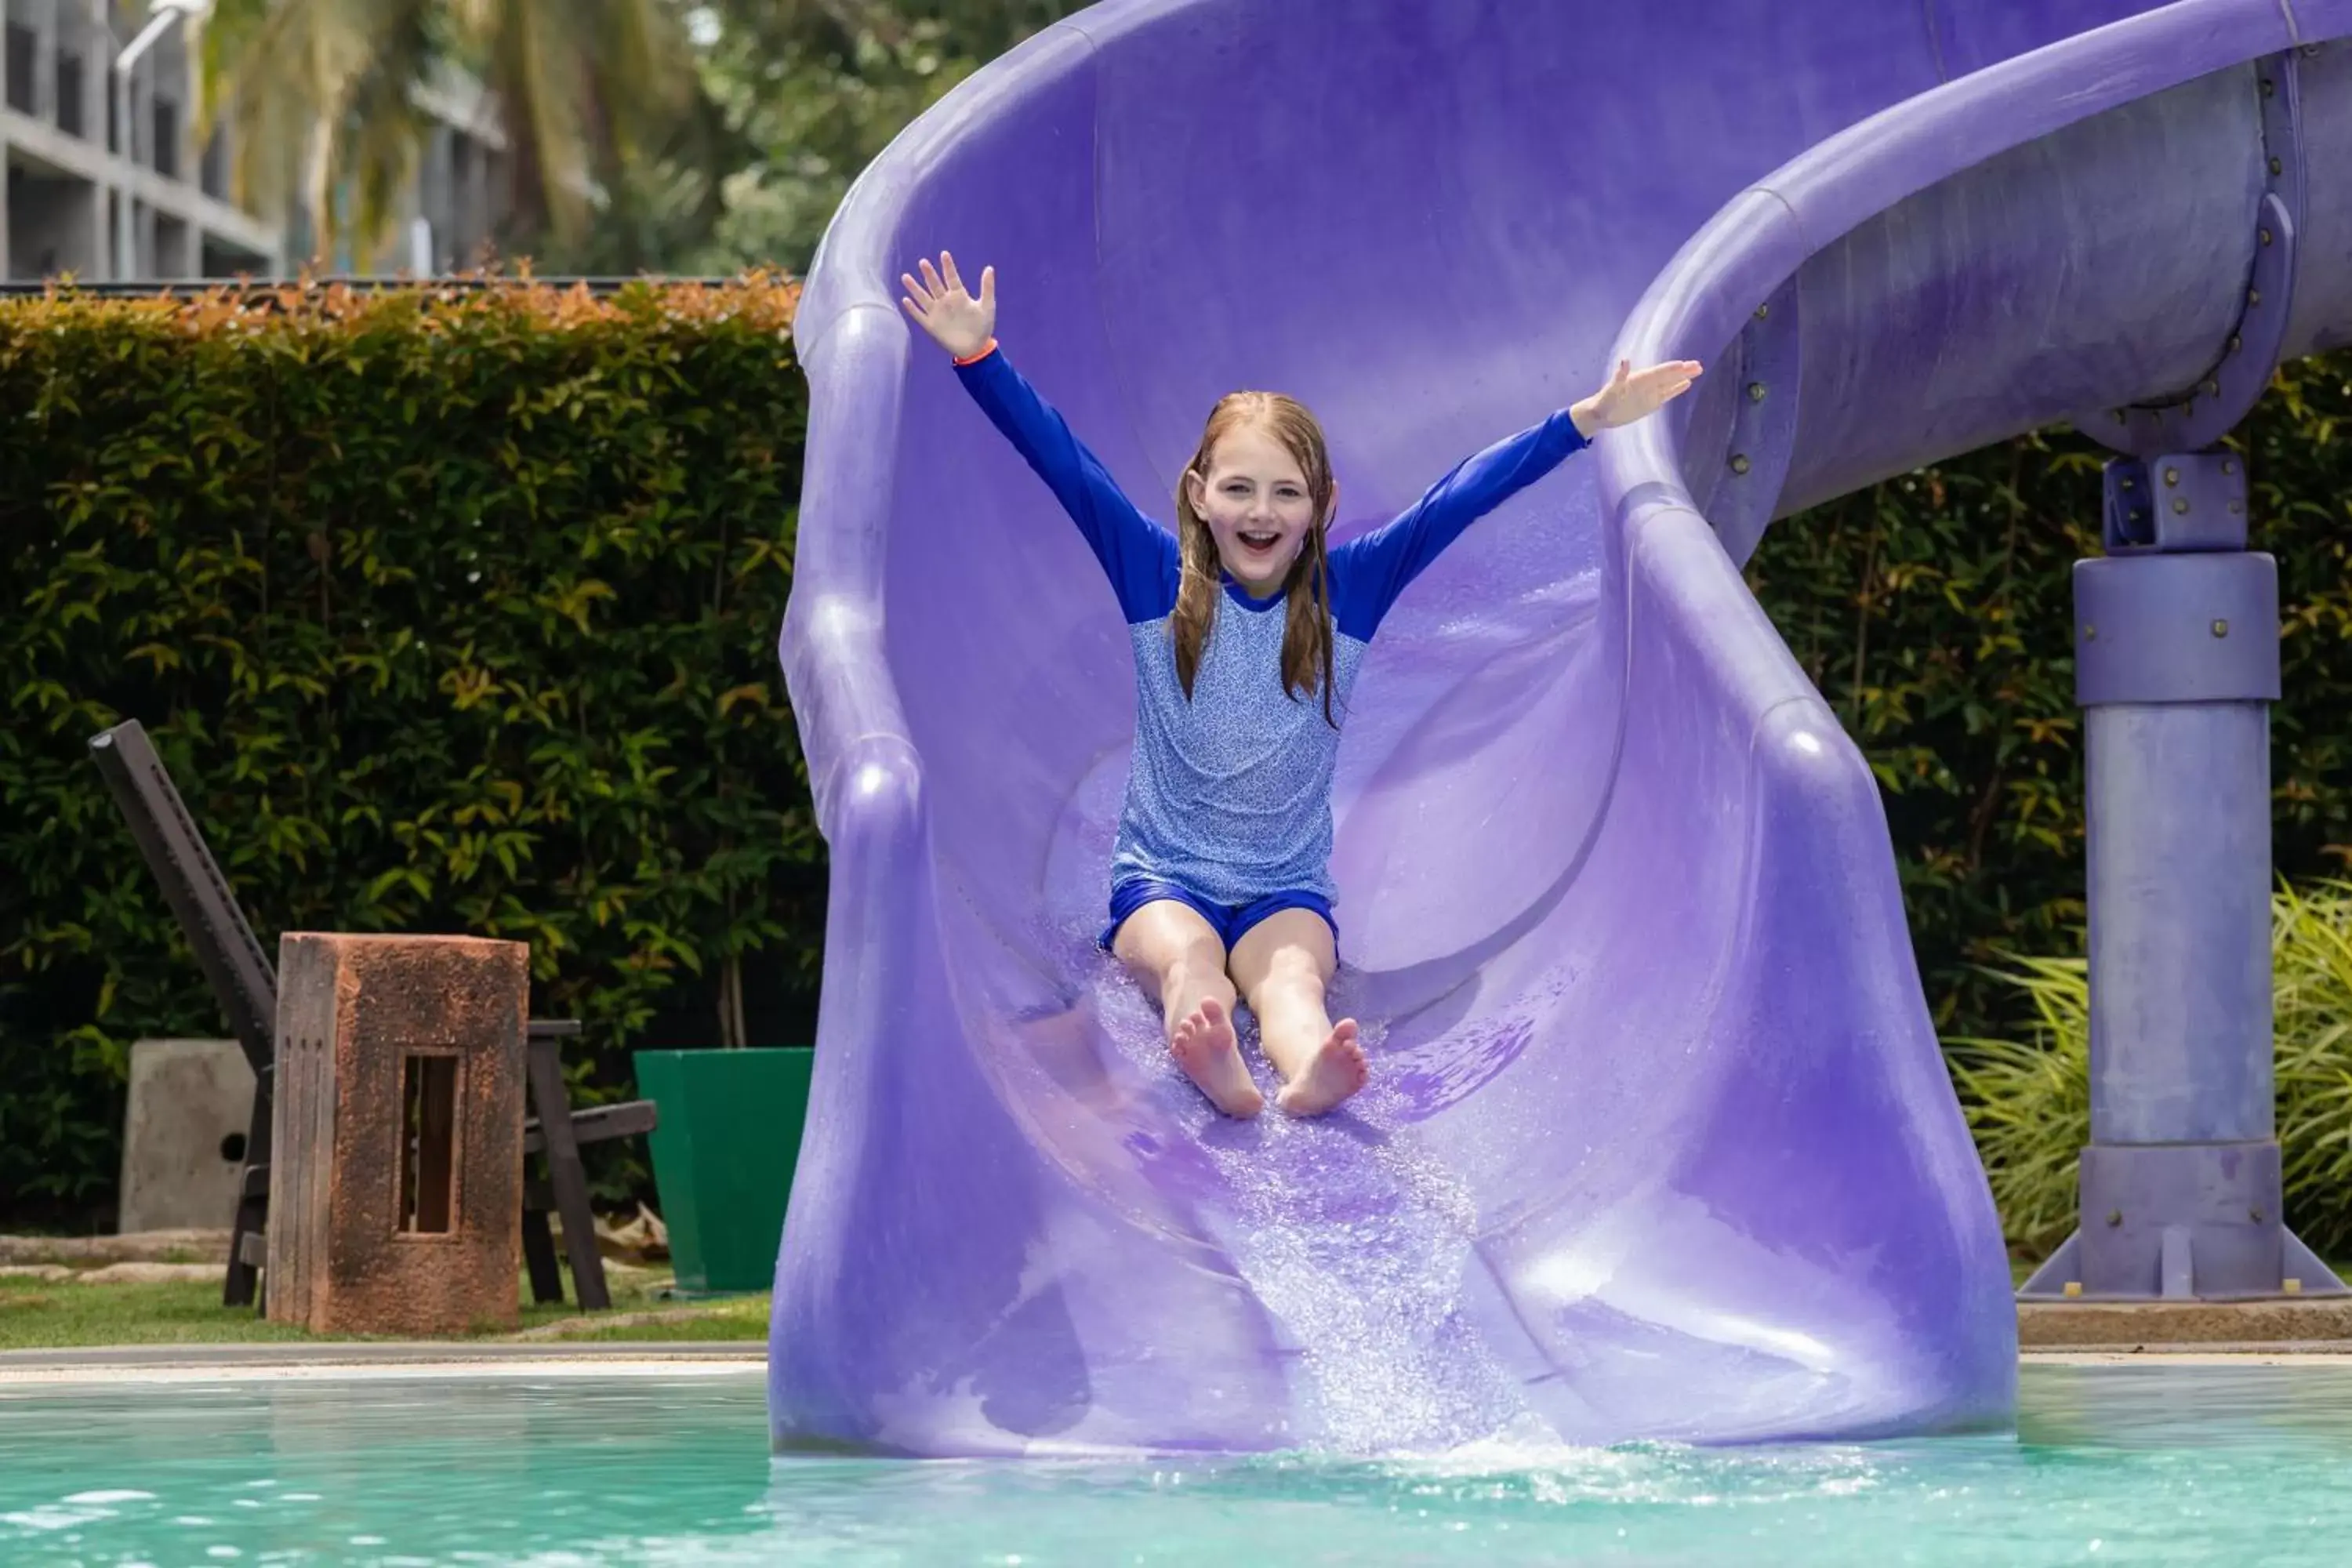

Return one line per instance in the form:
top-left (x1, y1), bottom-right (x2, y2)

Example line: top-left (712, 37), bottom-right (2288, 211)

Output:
top-left (900, 251), bottom-right (996, 359)
top-left (1570, 358), bottom-right (1706, 437)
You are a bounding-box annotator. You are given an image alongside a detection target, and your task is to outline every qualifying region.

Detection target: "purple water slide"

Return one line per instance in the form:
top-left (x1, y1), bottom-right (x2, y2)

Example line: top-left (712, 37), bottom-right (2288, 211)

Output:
top-left (772, 0), bottom-right (2352, 1456)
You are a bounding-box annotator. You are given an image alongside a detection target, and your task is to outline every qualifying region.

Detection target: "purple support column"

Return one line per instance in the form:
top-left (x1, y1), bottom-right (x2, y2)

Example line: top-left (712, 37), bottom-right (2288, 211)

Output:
top-left (2019, 452), bottom-right (2347, 1301)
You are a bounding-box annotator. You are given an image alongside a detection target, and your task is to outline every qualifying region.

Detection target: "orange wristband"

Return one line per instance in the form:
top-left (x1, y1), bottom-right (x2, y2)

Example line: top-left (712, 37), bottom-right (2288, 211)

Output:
top-left (952, 337), bottom-right (1000, 367)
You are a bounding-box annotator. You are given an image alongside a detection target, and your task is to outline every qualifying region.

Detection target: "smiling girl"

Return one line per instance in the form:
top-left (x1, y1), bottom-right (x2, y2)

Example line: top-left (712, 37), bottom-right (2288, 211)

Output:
top-left (902, 252), bottom-right (1699, 1120)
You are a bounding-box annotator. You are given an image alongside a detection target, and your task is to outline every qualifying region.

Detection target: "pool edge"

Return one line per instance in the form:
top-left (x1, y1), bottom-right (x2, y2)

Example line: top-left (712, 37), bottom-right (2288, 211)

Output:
top-left (0, 1341), bottom-right (765, 1385)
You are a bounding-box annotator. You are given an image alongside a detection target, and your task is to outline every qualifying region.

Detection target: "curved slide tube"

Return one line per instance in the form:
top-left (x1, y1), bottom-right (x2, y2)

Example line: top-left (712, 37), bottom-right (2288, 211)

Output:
top-left (774, 0), bottom-right (2352, 1456)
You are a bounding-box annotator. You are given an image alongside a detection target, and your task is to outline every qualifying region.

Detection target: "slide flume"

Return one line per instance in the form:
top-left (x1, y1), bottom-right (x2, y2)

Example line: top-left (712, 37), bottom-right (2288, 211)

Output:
top-left (772, 0), bottom-right (2352, 1456)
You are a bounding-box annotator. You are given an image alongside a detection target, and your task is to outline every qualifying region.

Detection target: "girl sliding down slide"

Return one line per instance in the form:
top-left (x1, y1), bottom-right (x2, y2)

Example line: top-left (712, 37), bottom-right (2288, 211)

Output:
top-left (903, 251), bottom-right (1699, 1119)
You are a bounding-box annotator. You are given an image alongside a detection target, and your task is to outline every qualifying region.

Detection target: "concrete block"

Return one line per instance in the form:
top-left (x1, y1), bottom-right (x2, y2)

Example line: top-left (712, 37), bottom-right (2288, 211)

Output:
top-left (2020, 1298), bottom-right (2352, 1348)
top-left (118, 1039), bottom-right (256, 1234)
top-left (266, 932), bottom-right (528, 1336)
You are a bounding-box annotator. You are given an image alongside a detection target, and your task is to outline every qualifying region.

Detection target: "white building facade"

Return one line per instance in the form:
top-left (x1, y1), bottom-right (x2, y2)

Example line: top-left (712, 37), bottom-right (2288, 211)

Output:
top-left (4, 2), bottom-right (509, 282)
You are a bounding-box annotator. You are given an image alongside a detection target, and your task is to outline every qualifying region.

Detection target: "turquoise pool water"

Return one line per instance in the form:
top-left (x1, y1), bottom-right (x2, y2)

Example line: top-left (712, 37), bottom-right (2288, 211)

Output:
top-left (2, 1361), bottom-right (2348, 1564)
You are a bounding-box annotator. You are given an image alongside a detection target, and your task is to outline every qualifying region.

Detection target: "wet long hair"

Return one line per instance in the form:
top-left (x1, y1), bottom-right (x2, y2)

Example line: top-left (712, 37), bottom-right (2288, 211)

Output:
top-left (1171, 392), bottom-right (1340, 727)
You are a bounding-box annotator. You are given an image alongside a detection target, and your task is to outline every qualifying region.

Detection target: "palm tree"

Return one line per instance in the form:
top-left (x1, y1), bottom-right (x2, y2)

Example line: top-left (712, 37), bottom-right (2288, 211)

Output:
top-left (196, 0), bottom-right (702, 270)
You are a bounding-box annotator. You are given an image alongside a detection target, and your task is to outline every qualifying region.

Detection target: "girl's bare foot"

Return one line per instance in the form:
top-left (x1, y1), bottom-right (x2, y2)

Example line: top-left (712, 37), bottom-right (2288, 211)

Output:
top-left (1274, 1018), bottom-right (1368, 1117)
top-left (1171, 998), bottom-right (1263, 1117)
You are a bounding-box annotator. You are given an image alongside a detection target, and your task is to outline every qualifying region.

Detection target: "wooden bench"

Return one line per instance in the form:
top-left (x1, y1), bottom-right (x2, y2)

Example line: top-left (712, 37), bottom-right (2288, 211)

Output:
top-left (89, 717), bottom-right (655, 1314)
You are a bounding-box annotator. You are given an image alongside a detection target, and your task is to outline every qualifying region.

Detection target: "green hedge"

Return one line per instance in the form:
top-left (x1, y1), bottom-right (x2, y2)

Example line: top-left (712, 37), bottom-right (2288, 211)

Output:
top-left (7, 275), bottom-right (2352, 1232)
top-left (1744, 358), bottom-right (2352, 1046)
top-left (1, 278), bottom-right (818, 1225)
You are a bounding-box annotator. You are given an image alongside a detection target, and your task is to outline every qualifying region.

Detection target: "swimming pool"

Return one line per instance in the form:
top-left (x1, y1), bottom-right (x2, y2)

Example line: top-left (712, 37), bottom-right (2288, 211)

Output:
top-left (2, 1359), bottom-right (2346, 1564)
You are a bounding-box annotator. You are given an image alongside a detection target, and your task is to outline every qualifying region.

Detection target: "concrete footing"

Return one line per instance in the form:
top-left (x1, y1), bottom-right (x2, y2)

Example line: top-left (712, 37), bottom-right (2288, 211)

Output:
top-left (2020, 1298), bottom-right (2352, 1348)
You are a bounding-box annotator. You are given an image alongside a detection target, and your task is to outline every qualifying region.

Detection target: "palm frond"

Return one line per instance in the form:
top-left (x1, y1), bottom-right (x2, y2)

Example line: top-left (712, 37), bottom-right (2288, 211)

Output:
top-left (200, 0), bottom-right (698, 262)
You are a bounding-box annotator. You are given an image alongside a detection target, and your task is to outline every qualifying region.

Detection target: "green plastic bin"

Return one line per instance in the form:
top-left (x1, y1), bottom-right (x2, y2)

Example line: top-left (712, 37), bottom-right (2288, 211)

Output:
top-left (633, 1046), bottom-right (815, 1294)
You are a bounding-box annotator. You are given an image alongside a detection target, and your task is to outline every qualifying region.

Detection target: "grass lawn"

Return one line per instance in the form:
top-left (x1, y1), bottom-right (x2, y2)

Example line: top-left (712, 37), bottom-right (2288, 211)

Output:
top-left (0, 1259), bottom-right (770, 1352)
top-left (554, 1292), bottom-right (773, 1342)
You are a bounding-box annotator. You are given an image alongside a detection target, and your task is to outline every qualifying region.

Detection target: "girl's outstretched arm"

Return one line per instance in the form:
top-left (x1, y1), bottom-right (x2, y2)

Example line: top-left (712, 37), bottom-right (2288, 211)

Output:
top-left (1329, 357), bottom-right (1702, 641)
top-left (902, 252), bottom-right (1175, 622)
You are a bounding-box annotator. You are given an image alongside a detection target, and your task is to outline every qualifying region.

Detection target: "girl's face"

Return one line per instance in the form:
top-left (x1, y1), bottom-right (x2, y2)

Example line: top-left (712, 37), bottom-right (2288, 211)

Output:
top-left (1188, 421), bottom-right (1321, 597)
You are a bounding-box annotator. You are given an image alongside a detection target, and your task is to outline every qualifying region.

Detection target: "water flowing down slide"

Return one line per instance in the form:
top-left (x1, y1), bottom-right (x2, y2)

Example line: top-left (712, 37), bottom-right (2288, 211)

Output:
top-left (771, 0), bottom-right (2352, 1455)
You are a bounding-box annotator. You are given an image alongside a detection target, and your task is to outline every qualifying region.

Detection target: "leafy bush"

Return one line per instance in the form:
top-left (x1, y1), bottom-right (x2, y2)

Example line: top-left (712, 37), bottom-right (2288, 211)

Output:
top-left (1744, 356), bottom-right (2352, 1046)
top-left (0, 275), bottom-right (817, 1225)
top-left (1949, 880), bottom-right (2352, 1260)
top-left (1944, 954), bottom-right (2092, 1258)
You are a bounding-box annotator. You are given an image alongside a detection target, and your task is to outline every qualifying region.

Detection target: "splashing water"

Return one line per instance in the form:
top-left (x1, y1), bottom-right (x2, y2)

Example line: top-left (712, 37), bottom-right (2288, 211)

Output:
top-left (13, 1367), bottom-right (2352, 1564)
top-left (1083, 944), bottom-right (1545, 1455)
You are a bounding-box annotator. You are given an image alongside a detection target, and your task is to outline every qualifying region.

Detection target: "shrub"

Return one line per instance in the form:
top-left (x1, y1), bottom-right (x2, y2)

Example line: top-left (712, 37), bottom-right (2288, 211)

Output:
top-left (1949, 880), bottom-right (2352, 1260)
top-left (0, 275), bottom-right (817, 1222)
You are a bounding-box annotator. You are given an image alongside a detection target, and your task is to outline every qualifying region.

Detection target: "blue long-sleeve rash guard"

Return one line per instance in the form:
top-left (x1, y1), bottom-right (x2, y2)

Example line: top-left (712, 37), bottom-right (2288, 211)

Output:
top-left (954, 343), bottom-right (1589, 907)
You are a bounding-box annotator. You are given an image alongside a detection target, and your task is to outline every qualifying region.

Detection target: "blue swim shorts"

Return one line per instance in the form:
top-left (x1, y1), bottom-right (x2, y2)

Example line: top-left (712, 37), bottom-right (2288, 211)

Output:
top-left (1100, 877), bottom-right (1339, 954)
